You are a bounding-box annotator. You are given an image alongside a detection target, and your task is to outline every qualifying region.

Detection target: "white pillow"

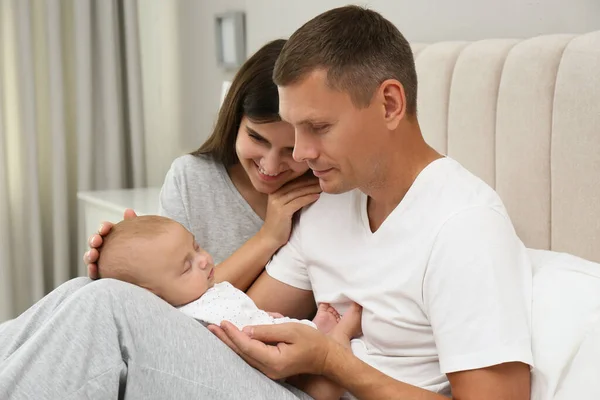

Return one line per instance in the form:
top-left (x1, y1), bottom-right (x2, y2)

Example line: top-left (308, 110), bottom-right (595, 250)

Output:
top-left (528, 248), bottom-right (600, 400)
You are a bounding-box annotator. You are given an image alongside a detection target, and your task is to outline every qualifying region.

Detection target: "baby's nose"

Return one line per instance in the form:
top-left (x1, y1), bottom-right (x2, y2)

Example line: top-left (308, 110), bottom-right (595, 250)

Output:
top-left (196, 252), bottom-right (212, 269)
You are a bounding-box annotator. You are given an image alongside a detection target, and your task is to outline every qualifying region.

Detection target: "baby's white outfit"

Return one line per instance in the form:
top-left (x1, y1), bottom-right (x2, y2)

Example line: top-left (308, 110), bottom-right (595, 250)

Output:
top-left (178, 281), bottom-right (316, 330)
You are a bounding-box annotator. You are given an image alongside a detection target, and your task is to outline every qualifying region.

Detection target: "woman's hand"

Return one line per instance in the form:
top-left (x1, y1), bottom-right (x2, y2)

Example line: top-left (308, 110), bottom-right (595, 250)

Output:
top-left (83, 208), bottom-right (137, 279)
top-left (259, 176), bottom-right (321, 249)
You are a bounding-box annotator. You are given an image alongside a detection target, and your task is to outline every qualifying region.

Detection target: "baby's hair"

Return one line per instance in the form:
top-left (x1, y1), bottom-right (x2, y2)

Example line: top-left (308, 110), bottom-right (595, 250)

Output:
top-left (97, 215), bottom-right (175, 282)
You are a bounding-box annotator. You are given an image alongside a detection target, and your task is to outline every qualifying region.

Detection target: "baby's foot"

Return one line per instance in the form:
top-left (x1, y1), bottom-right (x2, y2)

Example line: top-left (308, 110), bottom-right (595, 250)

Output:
top-left (329, 302), bottom-right (362, 349)
top-left (312, 303), bottom-right (341, 334)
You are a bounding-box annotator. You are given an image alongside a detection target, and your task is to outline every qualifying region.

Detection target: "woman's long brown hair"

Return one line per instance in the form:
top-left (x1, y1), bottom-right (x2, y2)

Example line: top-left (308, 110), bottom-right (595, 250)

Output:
top-left (192, 39), bottom-right (286, 168)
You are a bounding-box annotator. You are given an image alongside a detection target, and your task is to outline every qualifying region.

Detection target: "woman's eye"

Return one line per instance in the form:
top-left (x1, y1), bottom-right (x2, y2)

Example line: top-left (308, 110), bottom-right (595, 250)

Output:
top-left (249, 133), bottom-right (266, 143)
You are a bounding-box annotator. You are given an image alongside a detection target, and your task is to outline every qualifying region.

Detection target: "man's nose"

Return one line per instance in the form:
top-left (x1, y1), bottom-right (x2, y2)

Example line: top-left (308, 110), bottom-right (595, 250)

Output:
top-left (293, 132), bottom-right (318, 162)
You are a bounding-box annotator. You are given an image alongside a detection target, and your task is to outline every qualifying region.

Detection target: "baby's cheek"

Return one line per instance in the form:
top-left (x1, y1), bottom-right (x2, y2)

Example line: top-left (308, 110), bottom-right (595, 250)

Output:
top-left (194, 279), bottom-right (210, 297)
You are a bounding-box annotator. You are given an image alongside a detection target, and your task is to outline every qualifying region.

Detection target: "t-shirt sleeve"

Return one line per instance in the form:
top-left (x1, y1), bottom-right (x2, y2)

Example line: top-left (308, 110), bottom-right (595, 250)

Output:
top-left (423, 206), bottom-right (534, 374)
top-left (265, 221), bottom-right (312, 291)
top-left (157, 160), bottom-right (192, 231)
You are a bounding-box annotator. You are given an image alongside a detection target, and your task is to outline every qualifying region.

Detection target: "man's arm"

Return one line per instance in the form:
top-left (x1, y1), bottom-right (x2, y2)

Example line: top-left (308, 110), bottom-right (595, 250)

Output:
top-left (323, 340), bottom-right (445, 399)
top-left (212, 322), bottom-right (531, 400)
top-left (446, 362), bottom-right (531, 400)
top-left (324, 338), bottom-right (530, 400)
top-left (286, 373), bottom-right (346, 400)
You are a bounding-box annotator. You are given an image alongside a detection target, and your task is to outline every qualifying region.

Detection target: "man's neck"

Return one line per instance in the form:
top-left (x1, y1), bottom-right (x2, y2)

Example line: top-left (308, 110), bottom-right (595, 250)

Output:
top-left (363, 125), bottom-right (442, 232)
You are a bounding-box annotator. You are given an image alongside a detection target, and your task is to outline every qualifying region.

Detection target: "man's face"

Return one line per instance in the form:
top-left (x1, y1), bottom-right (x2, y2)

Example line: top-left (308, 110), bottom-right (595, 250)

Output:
top-left (278, 70), bottom-right (386, 194)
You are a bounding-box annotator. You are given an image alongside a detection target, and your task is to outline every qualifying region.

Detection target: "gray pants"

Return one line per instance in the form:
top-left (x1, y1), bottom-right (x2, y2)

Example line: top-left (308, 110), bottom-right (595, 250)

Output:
top-left (0, 278), bottom-right (312, 400)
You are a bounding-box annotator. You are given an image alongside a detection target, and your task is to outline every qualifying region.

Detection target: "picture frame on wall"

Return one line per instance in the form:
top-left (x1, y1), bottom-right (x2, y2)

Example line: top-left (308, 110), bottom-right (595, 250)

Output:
top-left (215, 11), bottom-right (246, 70)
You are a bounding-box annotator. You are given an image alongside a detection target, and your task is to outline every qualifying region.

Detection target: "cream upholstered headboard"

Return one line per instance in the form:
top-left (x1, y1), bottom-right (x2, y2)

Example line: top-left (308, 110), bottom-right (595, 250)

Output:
top-left (411, 31), bottom-right (600, 263)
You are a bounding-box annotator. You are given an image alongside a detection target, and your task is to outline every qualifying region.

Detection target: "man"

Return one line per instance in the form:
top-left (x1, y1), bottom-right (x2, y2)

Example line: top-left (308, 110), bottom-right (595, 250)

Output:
top-left (211, 5), bottom-right (533, 400)
top-left (0, 5), bottom-right (532, 400)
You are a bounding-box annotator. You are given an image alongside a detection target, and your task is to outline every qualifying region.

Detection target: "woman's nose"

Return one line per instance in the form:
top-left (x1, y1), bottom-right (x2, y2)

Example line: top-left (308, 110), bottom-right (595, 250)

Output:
top-left (261, 152), bottom-right (283, 174)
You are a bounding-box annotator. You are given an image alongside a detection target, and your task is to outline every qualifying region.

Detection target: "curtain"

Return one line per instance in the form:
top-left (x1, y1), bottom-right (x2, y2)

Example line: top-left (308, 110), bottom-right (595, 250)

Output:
top-left (0, 0), bottom-right (147, 322)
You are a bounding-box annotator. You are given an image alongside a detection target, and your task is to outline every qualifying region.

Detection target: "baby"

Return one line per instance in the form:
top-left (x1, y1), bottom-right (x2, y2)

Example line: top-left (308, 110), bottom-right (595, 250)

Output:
top-left (97, 215), bottom-right (360, 400)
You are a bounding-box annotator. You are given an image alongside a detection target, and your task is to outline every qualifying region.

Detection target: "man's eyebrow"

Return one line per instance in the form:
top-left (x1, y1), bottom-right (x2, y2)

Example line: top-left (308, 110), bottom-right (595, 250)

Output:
top-left (295, 117), bottom-right (317, 126)
top-left (296, 117), bottom-right (332, 127)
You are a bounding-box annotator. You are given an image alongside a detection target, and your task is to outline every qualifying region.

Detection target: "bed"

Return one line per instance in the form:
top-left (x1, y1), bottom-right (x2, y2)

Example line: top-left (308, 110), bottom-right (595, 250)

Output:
top-left (411, 30), bottom-right (600, 399)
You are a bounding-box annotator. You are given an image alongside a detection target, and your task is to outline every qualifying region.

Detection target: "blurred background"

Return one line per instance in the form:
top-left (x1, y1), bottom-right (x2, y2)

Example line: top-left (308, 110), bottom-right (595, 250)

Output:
top-left (0, 0), bottom-right (599, 321)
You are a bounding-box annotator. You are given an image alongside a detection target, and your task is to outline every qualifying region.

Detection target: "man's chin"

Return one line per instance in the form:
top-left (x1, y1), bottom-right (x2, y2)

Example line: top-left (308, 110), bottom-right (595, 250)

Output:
top-left (319, 179), bottom-right (352, 195)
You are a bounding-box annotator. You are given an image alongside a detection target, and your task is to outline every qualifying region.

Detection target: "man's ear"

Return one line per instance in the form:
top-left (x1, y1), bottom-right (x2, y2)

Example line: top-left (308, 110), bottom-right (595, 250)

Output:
top-left (380, 79), bottom-right (406, 130)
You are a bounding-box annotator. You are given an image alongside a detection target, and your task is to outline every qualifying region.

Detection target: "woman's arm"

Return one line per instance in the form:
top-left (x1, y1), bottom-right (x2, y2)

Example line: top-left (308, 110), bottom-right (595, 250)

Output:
top-left (211, 176), bottom-right (321, 292)
top-left (86, 160), bottom-right (320, 291)
top-left (212, 231), bottom-right (280, 291)
top-left (156, 164), bottom-right (277, 291)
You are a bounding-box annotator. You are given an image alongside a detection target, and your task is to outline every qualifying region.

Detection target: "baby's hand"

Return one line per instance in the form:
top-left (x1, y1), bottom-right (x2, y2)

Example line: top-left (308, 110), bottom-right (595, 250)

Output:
top-left (266, 311), bottom-right (285, 319)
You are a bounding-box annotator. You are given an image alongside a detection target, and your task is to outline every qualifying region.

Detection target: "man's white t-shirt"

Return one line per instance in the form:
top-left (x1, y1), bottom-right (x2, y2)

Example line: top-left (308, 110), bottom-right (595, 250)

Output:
top-left (266, 157), bottom-right (533, 395)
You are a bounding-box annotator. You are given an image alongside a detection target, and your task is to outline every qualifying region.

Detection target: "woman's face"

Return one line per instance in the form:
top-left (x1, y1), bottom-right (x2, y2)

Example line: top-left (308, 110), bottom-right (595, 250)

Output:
top-left (235, 116), bottom-right (309, 194)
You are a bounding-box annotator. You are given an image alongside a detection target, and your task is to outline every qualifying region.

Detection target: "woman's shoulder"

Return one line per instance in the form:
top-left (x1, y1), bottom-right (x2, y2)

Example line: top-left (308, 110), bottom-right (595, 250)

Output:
top-left (167, 153), bottom-right (225, 180)
top-left (169, 153), bottom-right (220, 170)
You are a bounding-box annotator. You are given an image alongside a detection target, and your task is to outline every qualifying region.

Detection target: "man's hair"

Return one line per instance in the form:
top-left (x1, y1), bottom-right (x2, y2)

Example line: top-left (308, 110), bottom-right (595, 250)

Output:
top-left (273, 5), bottom-right (418, 115)
top-left (97, 215), bottom-right (172, 282)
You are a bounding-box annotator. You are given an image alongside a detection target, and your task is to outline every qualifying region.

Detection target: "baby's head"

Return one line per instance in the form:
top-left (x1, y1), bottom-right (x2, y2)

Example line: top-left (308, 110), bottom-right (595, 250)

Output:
top-left (97, 215), bottom-right (215, 306)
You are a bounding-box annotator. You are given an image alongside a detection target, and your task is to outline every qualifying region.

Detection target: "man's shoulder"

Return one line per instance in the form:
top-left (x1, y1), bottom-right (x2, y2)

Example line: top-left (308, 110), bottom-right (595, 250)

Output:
top-left (293, 190), bottom-right (360, 235)
top-left (428, 157), bottom-right (505, 214)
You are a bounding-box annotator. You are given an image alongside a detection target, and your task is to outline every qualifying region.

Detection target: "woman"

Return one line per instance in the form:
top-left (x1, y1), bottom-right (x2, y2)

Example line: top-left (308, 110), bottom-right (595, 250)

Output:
top-left (0, 40), bottom-right (317, 400)
top-left (86, 38), bottom-right (319, 297)
top-left (85, 38), bottom-right (320, 303)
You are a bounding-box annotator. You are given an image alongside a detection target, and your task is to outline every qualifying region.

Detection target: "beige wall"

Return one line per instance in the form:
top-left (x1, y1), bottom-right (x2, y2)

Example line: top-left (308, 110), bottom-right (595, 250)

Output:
top-left (140, 0), bottom-right (600, 186)
top-left (139, 0), bottom-right (245, 186)
top-left (244, 0), bottom-right (600, 53)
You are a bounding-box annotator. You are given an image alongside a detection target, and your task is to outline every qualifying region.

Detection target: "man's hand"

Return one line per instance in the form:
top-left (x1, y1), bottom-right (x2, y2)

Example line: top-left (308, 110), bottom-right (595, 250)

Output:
top-left (208, 321), bottom-right (332, 380)
top-left (209, 320), bottom-right (529, 400)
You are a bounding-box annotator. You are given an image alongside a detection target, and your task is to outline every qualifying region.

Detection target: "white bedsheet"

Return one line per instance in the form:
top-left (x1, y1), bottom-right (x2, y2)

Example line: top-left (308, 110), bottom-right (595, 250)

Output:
top-left (529, 249), bottom-right (600, 400)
